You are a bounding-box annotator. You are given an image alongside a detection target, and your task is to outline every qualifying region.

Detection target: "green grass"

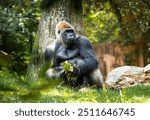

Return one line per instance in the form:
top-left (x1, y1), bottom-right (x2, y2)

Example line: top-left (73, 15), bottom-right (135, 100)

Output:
top-left (0, 71), bottom-right (150, 103)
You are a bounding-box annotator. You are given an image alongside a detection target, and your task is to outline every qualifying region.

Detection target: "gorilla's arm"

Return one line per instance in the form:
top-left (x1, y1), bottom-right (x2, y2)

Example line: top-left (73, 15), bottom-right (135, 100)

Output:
top-left (71, 36), bottom-right (99, 75)
top-left (44, 42), bottom-right (56, 61)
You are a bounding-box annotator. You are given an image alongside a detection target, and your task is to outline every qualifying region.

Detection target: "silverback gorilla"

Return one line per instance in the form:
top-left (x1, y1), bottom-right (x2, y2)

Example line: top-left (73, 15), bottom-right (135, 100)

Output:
top-left (44, 21), bottom-right (103, 89)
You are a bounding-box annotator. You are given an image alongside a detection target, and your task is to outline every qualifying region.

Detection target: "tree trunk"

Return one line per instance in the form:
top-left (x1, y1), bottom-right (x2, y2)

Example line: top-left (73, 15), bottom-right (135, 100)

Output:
top-left (109, 0), bottom-right (149, 66)
top-left (26, 0), bottom-right (83, 84)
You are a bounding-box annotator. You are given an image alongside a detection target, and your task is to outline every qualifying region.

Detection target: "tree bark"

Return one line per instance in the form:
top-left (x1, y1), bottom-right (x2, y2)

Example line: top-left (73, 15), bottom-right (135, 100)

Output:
top-left (26, 0), bottom-right (83, 84)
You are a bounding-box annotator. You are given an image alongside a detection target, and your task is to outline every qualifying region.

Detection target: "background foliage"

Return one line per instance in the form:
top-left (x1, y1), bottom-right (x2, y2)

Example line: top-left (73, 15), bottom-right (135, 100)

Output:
top-left (83, 0), bottom-right (121, 43)
top-left (0, 0), bottom-right (41, 74)
top-left (83, 0), bottom-right (149, 44)
top-left (0, 0), bottom-right (149, 73)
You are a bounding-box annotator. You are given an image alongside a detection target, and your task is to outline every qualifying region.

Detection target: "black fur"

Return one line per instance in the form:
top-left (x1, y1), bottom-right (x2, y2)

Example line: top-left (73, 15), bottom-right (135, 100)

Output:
top-left (45, 26), bottom-right (103, 89)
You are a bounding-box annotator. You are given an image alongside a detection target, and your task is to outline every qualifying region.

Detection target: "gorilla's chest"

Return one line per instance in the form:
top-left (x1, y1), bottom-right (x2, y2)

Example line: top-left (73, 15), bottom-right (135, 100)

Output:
top-left (55, 45), bottom-right (79, 62)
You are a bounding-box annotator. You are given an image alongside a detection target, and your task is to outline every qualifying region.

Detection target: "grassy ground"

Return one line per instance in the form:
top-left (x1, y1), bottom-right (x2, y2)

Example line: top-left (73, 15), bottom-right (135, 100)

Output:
top-left (0, 72), bottom-right (150, 103)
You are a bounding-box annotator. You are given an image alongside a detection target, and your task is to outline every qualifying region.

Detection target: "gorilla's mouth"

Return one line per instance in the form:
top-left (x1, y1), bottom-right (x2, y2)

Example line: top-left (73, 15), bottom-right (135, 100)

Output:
top-left (68, 38), bottom-right (75, 43)
top-left (66, 38), bottom-right (75, 47)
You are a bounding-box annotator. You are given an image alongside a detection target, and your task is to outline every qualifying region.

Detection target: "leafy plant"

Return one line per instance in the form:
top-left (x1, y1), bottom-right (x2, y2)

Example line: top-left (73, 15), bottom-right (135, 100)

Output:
top-left (0, 0), bottom-right (41, 73)
top-left (61, 61), bottom-right (74, 73)
top-left (83, 1), bottom-right (120, 43)
top-left (61, 61), bottom-right (77, 81)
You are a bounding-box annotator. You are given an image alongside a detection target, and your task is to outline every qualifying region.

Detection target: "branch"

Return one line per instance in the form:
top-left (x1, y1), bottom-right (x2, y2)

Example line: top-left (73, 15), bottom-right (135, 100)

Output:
top-left (142, 0), bottom-right (150, 8)
top-left (108, 0), bottom-right (122, 23)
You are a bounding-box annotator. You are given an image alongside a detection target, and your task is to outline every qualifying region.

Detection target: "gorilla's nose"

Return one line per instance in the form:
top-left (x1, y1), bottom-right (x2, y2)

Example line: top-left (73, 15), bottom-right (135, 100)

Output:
top-left (69, 34), bottom-right (74, 39)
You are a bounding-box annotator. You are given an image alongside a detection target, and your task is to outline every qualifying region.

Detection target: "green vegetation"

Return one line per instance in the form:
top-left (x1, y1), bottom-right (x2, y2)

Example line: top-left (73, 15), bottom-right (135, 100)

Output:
top-left (0, 0), bottom-right (41, 74)
top-left (0, 0), bottom-right (149, 74)
top-left (0, 71), bottom-right (150, 103)
top-left (83, 2), bottom-right (120, 43)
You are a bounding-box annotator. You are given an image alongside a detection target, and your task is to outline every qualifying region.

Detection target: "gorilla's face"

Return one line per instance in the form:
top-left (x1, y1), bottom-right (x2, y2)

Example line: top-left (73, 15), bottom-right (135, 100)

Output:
top-left (61, 29), bottom-right (76, 48)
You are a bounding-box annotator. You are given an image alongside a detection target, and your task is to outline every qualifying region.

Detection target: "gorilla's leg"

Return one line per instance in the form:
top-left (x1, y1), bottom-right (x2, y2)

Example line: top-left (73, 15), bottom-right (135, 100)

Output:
top-left (82, 77), bottom-right (88, 87)
top-left (90, 68), bottom-right (103, 89)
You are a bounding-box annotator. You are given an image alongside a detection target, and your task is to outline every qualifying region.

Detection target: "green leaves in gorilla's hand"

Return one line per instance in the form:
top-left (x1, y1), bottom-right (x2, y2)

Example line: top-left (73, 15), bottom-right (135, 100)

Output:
top-left (61, 61), bottom-right (77, 81)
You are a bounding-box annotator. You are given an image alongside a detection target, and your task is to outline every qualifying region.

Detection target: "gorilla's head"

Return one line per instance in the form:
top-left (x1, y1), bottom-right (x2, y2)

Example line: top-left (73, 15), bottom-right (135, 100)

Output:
top-left (55, 21), bottom-right (76, 48)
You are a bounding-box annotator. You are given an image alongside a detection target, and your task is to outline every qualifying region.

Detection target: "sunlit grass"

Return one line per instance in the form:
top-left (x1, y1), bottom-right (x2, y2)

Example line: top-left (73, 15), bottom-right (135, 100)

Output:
top-left (0, 72), bottom-right (150, 103)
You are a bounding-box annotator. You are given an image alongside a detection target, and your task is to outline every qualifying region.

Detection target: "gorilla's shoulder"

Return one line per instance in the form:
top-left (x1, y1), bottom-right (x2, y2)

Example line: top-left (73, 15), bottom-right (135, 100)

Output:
top-left (77, 36), bottom-right (89, 41)
top-left (77, 36), bottom-right (91, 46)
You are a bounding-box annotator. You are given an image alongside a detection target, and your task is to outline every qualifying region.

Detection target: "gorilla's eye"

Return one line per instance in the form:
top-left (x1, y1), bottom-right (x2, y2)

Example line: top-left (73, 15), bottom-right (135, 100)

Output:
top-left (58, 30), bottom-right (60, 34)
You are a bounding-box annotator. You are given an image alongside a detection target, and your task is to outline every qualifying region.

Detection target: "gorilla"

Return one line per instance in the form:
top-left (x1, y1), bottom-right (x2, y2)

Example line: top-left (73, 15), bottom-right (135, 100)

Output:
top-left (45, 21), bottom-right (103, 89)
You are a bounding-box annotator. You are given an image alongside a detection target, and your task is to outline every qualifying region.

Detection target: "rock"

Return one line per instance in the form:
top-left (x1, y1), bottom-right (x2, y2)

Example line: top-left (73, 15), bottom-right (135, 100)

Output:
top-left (124, 66), bottom-right (144, 75)
top-left (113, 72), bottom-right (150, 88)
top-left (105, 66), bottom-right (144, 88)
top-left (144, 64), bottom-right (150, 73)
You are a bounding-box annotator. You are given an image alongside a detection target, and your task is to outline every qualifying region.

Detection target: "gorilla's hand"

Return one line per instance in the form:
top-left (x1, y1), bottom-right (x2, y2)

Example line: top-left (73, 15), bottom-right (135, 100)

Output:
top-left (59, 69), bottom-right (66, 78)
top-left (72, 65), bottom-right (81, 76)
top-left (67, 59), bottom-right (81, 76)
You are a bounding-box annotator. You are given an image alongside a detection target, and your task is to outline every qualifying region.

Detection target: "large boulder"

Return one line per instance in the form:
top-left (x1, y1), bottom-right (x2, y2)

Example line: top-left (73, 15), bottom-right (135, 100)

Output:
top-left (105, 64), bottom-right (150, 89)
top-left (144, 64), bottom-right (150, 73)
